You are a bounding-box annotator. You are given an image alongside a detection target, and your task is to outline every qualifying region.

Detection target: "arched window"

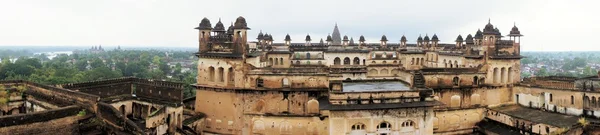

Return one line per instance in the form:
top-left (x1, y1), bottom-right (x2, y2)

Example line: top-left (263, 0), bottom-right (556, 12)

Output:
top-left (377, 121), bottom-right (391, 129)
top-left (421, 58), bottom-right (424, 65)
top-left (306, 53), bottom-right (311, 59)
top-left (228, 67), bottom-right (234, 83)
top-left (411, 58), bottom-right (415, 65)
top-left (453, 77), bottom-right (459, 86)
top-left (318, 61), bottom-right (322, 65)
top-left (372, 61), bottom-right (376, 64)
top-left (372, 53), bottom-right (376, 58)
top-left (282, 78), bottom-right (290, 87)
top-left (401, 120), bottom-right (415, 127)
top-left (473, 76), bottom-right (478, 85)
top-left (256, 78), bottom-right (264, 88)
top-left (550, 93), bottom-right (553, 102)
top-left (454, 61), bottom-right (458, 68)
top-left (269, 58), bottom-right (273, 65)
top-left (344, 57), bottom-right (351, 65)
top-left (334, 57), bottom-right (341, 65)
top-left (218, 67), bottom-right (224, 82)
top-left (279, 58), bottom-right (283, 65)
top-left (274, 58), bottom-right (279, 65)
top-left (296, 61), bottom-right (300, 65)
top-left (382, 61), bottom-right (387, 64)
top-left (351, 123), bottom-right (366, 130)
top-left (208, 66), bottom-right (215, 81)
top-left (353, 57), bottom-right (360, 65)
top-left (571, 95), bottom-right (575, 105)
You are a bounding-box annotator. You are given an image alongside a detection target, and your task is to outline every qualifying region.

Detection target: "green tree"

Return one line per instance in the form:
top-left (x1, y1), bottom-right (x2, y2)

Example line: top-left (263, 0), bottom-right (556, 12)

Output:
top-left (535, 68), bottom-right (549, 77)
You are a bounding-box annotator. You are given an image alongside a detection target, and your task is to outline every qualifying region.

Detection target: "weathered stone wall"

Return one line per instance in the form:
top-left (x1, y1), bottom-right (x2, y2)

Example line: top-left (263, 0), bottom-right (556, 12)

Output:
top-left (433, 108), bottom-right (484, 134)
top-left (434, 86), bottom-right (511, 109)
top-left (0, 115), bottom-right (81, 135)
top-left (329, 108), bottom-right (434, 135)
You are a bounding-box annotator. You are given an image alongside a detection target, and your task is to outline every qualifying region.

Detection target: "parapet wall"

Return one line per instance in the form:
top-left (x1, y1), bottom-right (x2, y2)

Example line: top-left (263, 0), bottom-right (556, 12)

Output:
top-left (521, 77), bottom-right (576, 90)
top-left (0, 105), bottom-right (81, 127)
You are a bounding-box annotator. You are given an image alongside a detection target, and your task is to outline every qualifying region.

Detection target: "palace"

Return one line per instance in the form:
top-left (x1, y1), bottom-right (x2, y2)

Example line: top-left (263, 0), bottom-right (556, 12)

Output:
top-left (2, 16), bottom-right (600, 135)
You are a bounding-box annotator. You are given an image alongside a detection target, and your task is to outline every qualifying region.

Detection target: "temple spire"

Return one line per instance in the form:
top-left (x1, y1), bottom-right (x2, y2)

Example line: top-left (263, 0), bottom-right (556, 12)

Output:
top-left (332, 24), bottom-right (341, 45)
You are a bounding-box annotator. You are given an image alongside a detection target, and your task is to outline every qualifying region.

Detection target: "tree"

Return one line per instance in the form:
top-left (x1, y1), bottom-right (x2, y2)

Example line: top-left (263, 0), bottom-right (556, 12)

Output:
top-left (535, 68), bottom-right (549, 77)
top-left (90, 58), bottom-right (104, 69)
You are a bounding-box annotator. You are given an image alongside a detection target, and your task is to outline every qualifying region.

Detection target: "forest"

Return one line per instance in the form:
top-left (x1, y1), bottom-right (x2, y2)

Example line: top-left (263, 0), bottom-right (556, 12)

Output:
top-left (0, 49), bottom-right (198, 98)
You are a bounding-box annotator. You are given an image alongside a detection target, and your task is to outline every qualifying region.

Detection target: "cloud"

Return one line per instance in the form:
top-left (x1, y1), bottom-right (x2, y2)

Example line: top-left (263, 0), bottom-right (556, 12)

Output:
top-left (0, 0), bottom-right (598, 51)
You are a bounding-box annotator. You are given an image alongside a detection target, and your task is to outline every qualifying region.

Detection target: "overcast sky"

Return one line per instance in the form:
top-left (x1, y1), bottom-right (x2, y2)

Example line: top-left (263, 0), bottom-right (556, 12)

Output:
top-left (1, 0), bottom-right (599, 51)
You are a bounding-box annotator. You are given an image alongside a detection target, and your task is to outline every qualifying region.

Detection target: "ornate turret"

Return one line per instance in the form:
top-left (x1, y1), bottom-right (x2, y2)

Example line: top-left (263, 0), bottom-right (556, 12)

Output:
top-left (343, 35), bottom-right (349, 46)
top-left (359, 35), bottom-right (366, 44)
top-left (417, 35), bottom-right (423, 47)
top-left (431, 34), bottom-right (439, 47)
top-left (257, 31), bottom-right (264, 41)
top-left (465, 34), bottom-right (474, 44)
top-left (326, 34), bottom-right (333, 45)
top-left (195, 17), bottom-right (212, 30)
top-left (226, 23), bottom-right (234, 35)
top-left (423, 34), bottom-right (430, 47)
top-left (233, 16), bottom-right (250, 29)
top-left (508, 23), bottom-right (523, 55)
top-left (380, 35), bottom-right (388, 46)
top-left (349, 38), bottom-right (355, 45)
top-left (196, 17), bottom-right (212, 53)
top-left (213, 18), bottom-right (226, 33)
top-left (319, 38), bottom-right (324, 45)
top-left (284, 34), bottom-right (291, 45)
top-left (482, 19), bottom-right (496, 35)
top-left (474, 29), bottom-right (483, 45)
top-left (455, 35), bottom-right (463, 47)
top-left (400, 35), bottom-right (407, 47)
top-left (305, 34), bottom-right (312, 46)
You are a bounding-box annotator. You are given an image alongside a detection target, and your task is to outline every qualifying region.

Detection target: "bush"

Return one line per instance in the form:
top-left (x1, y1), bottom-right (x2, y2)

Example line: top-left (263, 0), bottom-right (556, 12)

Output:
top-left (0, 98), bottom-right (8, 105)
top-left (16, 85), bottom-right (27, 93)
top-left (78, 109), bottom-right (87, 116)
top-left (0, 91), bottom-right (7, 98)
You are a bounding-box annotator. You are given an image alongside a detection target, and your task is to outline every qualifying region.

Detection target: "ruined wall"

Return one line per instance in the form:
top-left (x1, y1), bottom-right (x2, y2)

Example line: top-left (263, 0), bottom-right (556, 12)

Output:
top-left (0, 115), bottom-right (81, 135)
top-left (433, 108), bottom-right (484, 134)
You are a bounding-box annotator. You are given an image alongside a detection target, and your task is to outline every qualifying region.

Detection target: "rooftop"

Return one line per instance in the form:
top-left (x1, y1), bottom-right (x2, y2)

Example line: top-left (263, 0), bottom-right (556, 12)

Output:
top-left (342, 81), bottom-right (411, 92)
top-left (489, 104), bottom-right (579, 128)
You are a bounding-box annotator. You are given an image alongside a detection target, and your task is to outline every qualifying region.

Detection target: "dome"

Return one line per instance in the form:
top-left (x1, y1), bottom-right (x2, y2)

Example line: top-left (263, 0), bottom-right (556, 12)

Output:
top-left (401, 35), bottom-right (407, 42)
top-left (509, 24), bottom-right (523, 36)
top-left (417, 35), bottom-right (423, 42)
top-left (226, 23), bottom-right (234, 35)
top-left (483, 19), bottom-right (497, 35)
top-left (432, 34), bottom-right (439, 41)
top-left (474, 29), bottom-right (483, 39)
top-left (494, 27), bottom-right (501, 35)
top-left (233, 16), bottom-right (250, 29)
top-left (326, 35), bottom-right (333, 41)
top-left (359, 35), bottom-right (365, 42)
top-left (455, 35), bottom-right (463, 42)
top-left (305, 34), bottom-right (311, 41)
top-left (380, 35), bottom-right (388, 41)
top-left (343, 35), bottom-right (349, 41)
top-left (268, 34), bottom-right (274, 41)
top-left (195, 17), bottom-right (212, 30)
top-left (257, 31), bottom-right (264, 40)
top-left (423, 35), bottom-right (430, 41)
top-left (465, 34), bottom-right (474, 44)
top-left (284, 34), bottom-right (291, 41)
top-left (213, 18), bottom-right (226, 32)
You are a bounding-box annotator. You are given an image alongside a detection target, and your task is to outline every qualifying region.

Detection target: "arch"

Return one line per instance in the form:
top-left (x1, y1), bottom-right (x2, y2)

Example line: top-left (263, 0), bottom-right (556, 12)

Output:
top-left (218, 67), bottom-right (224, 82)
top-left (318, 61), bottom-right (322, 65)
top-left (411, 58), bottom-right (415, 65)
top-left (254, 100), bottom-right (265, 112)
top-left (334, 57), bottom-right (341, 65)
top-left (282, 78), bottom-right (290, 87)
top-left (228, 67), bottom-right (234, 83)
top-left (269, 58), bottom-right (273, 65)
top-left (256, 78), bottom-right (264, 88)
top-left (369, 69), bottom-right (378, 75)
top-left (471, 94), bottom-right (481, 106)
top-left (279, 58), bottom-right (283, 65)
top-left (317, 53), bottom-right (322, 58)
top-left (307, 99), bottom-right (319, 114)
top-left (382, 61), bottom-right (387, 64)
top-left (393, 60), bottom-right (398, 64)
top-left (295, 61), bottom-right (300, 65)
top-left (453, 77), bottom-right (460, 86)
top-left (353, 57), bottom-right (360, 65)
top-left (454, 60), bottom-right (458, 68)
top-left (363, 59), bottom-right (366, 65)
top-left (493, 68), bottom-right (499, 83)
top-left (208, 66), bottom-right (215, 81)
top-left (344, 57), bottom-right (351, 65)
top-left (119, 105), bottom-right (126, 115)
top-left (479, 77), bottom-right (486, 85)
top-left (401, 120), bottom-right (416, 127)
top-left (380, 69), bottom-right (389, 75)
top-left (391, 69), bottom-right (399, 75)
top-left (450, 95), bottom-right (461, 108)
top-left (274, 58), bottom-right (279, 65)
top-left (377, 121), bottom-right (392, 129)
top-left (508, 67), bottom-right (513, 83)
top-left (279, 99), bottom-right (289, 113)
top-left (571, 95), bottom-right (574, 105)
top-left (448, 114), bottom-right (460, 129)
top-left (295, 53), bottom-right (300, 58)
top-left (351, 123), bottom-right (366, 130)
top-left (432, 117), bottom-right (439, 129)
top-left (473, 76), bottom-right (478, 85)
top-left (421, 58), bottom-right (424, 65)
top-left (306, 53), bottom-right (311, 59)
top-left (279, 121), bottom-right (292, 134)
top-left (501, 67), bottom-right (507, 83)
